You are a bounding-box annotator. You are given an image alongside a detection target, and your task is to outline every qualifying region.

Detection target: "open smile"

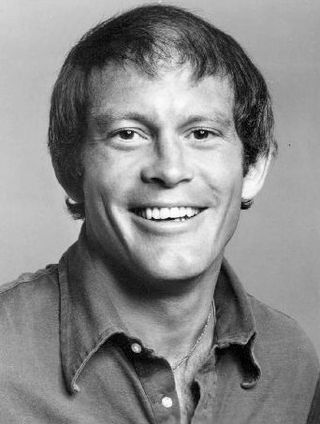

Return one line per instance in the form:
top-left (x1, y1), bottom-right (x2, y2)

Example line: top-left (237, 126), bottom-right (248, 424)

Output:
top-left (131, 206), bottom-right (206, 222)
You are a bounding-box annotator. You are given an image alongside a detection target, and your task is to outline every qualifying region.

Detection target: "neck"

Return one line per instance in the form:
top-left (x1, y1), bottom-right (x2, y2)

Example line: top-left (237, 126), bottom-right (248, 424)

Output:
top-left (86, 238), bottom-right (222, 365)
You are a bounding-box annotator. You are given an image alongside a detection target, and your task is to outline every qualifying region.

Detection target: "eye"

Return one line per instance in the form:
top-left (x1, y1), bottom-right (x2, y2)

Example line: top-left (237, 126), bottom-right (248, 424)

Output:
top-left (192, 129), bottom-right (219, 140)
top-left (111, 129), bottom-right (148, 143)
top-left (117, 130), bottom-right (136, 140)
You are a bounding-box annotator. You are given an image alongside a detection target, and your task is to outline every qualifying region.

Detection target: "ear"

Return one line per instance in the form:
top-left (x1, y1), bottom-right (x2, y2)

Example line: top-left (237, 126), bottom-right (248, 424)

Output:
top-left (241, 153), bottom-right (272, 202)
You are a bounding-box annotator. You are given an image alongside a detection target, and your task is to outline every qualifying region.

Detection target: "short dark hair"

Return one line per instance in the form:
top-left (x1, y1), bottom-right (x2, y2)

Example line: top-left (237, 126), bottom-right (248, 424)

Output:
top-left (48, 4), bottom-right (276, 219)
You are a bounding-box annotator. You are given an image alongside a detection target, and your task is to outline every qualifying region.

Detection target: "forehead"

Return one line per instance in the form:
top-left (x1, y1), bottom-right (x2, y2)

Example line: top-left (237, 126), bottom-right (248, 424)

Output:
top-left (88, 63), bottom-right (235, 124)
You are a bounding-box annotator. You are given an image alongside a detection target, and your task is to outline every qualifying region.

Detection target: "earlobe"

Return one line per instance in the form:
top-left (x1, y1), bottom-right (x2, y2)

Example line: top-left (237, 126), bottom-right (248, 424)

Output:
top-left (241, 152), bottom-right (272, 205)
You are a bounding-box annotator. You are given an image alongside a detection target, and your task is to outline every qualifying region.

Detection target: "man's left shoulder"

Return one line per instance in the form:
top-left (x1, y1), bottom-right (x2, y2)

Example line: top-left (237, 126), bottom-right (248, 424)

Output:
top-left (249, 294), bottom-right (319, 371)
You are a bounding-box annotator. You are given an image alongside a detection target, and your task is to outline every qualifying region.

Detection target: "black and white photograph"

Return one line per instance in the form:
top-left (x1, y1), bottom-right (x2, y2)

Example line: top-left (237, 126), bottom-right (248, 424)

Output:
top-left (0, 1), bottom-right (319, 422)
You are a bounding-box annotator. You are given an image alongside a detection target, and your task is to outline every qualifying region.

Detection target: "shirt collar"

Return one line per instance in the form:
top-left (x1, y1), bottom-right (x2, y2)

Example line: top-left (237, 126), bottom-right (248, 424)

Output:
top-left (59, 228), bottom-right (260, 393)
top-left (213, 259), bottom-right (261, 389)
top-left (214, 259), bottom-right (256, 347)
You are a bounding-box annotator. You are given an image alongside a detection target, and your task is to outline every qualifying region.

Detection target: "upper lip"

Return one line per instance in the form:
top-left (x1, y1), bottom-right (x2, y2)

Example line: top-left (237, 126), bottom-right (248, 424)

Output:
top-left (129, 202), bottom-right (208, 209)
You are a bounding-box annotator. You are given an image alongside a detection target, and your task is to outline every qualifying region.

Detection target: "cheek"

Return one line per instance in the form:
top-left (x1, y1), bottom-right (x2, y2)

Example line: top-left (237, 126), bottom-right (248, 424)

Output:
top-left (198, 149), bottom-right (244, 195)
top-left (83, 158), bottom-right (140, 213)
top-left (83, 172), bottom-right (117, 210)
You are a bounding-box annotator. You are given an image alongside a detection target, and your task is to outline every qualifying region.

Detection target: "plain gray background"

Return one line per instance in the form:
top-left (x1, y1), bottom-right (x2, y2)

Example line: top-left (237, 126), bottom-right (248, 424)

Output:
top-left (1, 0), bottom-right (319, 355)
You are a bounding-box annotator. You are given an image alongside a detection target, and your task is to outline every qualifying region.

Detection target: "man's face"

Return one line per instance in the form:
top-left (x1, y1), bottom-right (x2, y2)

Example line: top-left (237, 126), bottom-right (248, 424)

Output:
top-left (83, 64), bottom-right (245, 286)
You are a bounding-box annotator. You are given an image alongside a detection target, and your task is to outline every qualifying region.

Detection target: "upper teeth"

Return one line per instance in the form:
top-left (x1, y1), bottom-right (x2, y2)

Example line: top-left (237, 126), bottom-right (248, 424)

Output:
top-left (136, 207), bottom-right (201, 220)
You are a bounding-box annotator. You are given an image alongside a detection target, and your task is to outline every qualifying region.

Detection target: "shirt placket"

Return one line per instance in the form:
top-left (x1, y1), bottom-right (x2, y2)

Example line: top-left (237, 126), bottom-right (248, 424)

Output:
top-left (126, 339), bottom-right (181, 424)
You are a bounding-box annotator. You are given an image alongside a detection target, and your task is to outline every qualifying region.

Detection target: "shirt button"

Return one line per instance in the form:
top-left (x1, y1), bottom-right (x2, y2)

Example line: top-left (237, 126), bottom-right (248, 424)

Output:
top-left (161, 396), bottom-right (173, 408)
top-left (131, 342), bottom-right (142, 354)
top-left (241, 378), bottom-right (257, 389)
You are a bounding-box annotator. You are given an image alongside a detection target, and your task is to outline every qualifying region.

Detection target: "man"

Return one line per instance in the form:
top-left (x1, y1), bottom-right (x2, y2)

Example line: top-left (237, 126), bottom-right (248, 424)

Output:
top-left (0, 4), bottom-right (318, 423)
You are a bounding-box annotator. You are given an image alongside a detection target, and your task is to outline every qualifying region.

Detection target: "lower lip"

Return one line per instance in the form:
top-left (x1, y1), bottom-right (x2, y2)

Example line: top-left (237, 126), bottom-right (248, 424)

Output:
top-left (131, 211), bottom-right (206, 234)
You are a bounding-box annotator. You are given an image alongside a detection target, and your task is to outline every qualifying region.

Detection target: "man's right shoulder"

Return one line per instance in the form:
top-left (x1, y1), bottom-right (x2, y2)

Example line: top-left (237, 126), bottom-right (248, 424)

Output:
top-left (0, 265), bottom-right (60, 332)
top-left (1, 264), bottom-right (59, 297)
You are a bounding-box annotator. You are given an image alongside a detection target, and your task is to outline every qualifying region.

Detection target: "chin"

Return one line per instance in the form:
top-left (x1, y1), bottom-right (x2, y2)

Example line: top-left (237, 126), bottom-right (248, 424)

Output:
top-left (133, 250), bottom-right (215, 285)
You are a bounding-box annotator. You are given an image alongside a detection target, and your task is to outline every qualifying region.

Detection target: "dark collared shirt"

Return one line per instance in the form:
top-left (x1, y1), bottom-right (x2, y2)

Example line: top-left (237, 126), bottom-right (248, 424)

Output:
top-left (0, 232), bottom-right (319, 423)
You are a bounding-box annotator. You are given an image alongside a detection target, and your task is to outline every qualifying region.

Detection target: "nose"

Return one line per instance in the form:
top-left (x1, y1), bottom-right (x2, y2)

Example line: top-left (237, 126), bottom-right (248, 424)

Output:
top-left (140, 136), bottom-right (194, 188)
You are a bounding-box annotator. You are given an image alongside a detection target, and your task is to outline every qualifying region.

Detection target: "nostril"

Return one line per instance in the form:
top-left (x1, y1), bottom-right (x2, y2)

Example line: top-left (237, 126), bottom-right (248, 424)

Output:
top-left (140, 162), bottom-right (193, 187)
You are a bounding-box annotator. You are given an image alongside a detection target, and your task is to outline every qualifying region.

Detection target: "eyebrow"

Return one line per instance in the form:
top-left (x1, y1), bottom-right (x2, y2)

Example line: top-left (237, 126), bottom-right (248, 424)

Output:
top-left (180, 114), bottom-right (233, 130)
top-left (90, 111), bottom-right (153, 132)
